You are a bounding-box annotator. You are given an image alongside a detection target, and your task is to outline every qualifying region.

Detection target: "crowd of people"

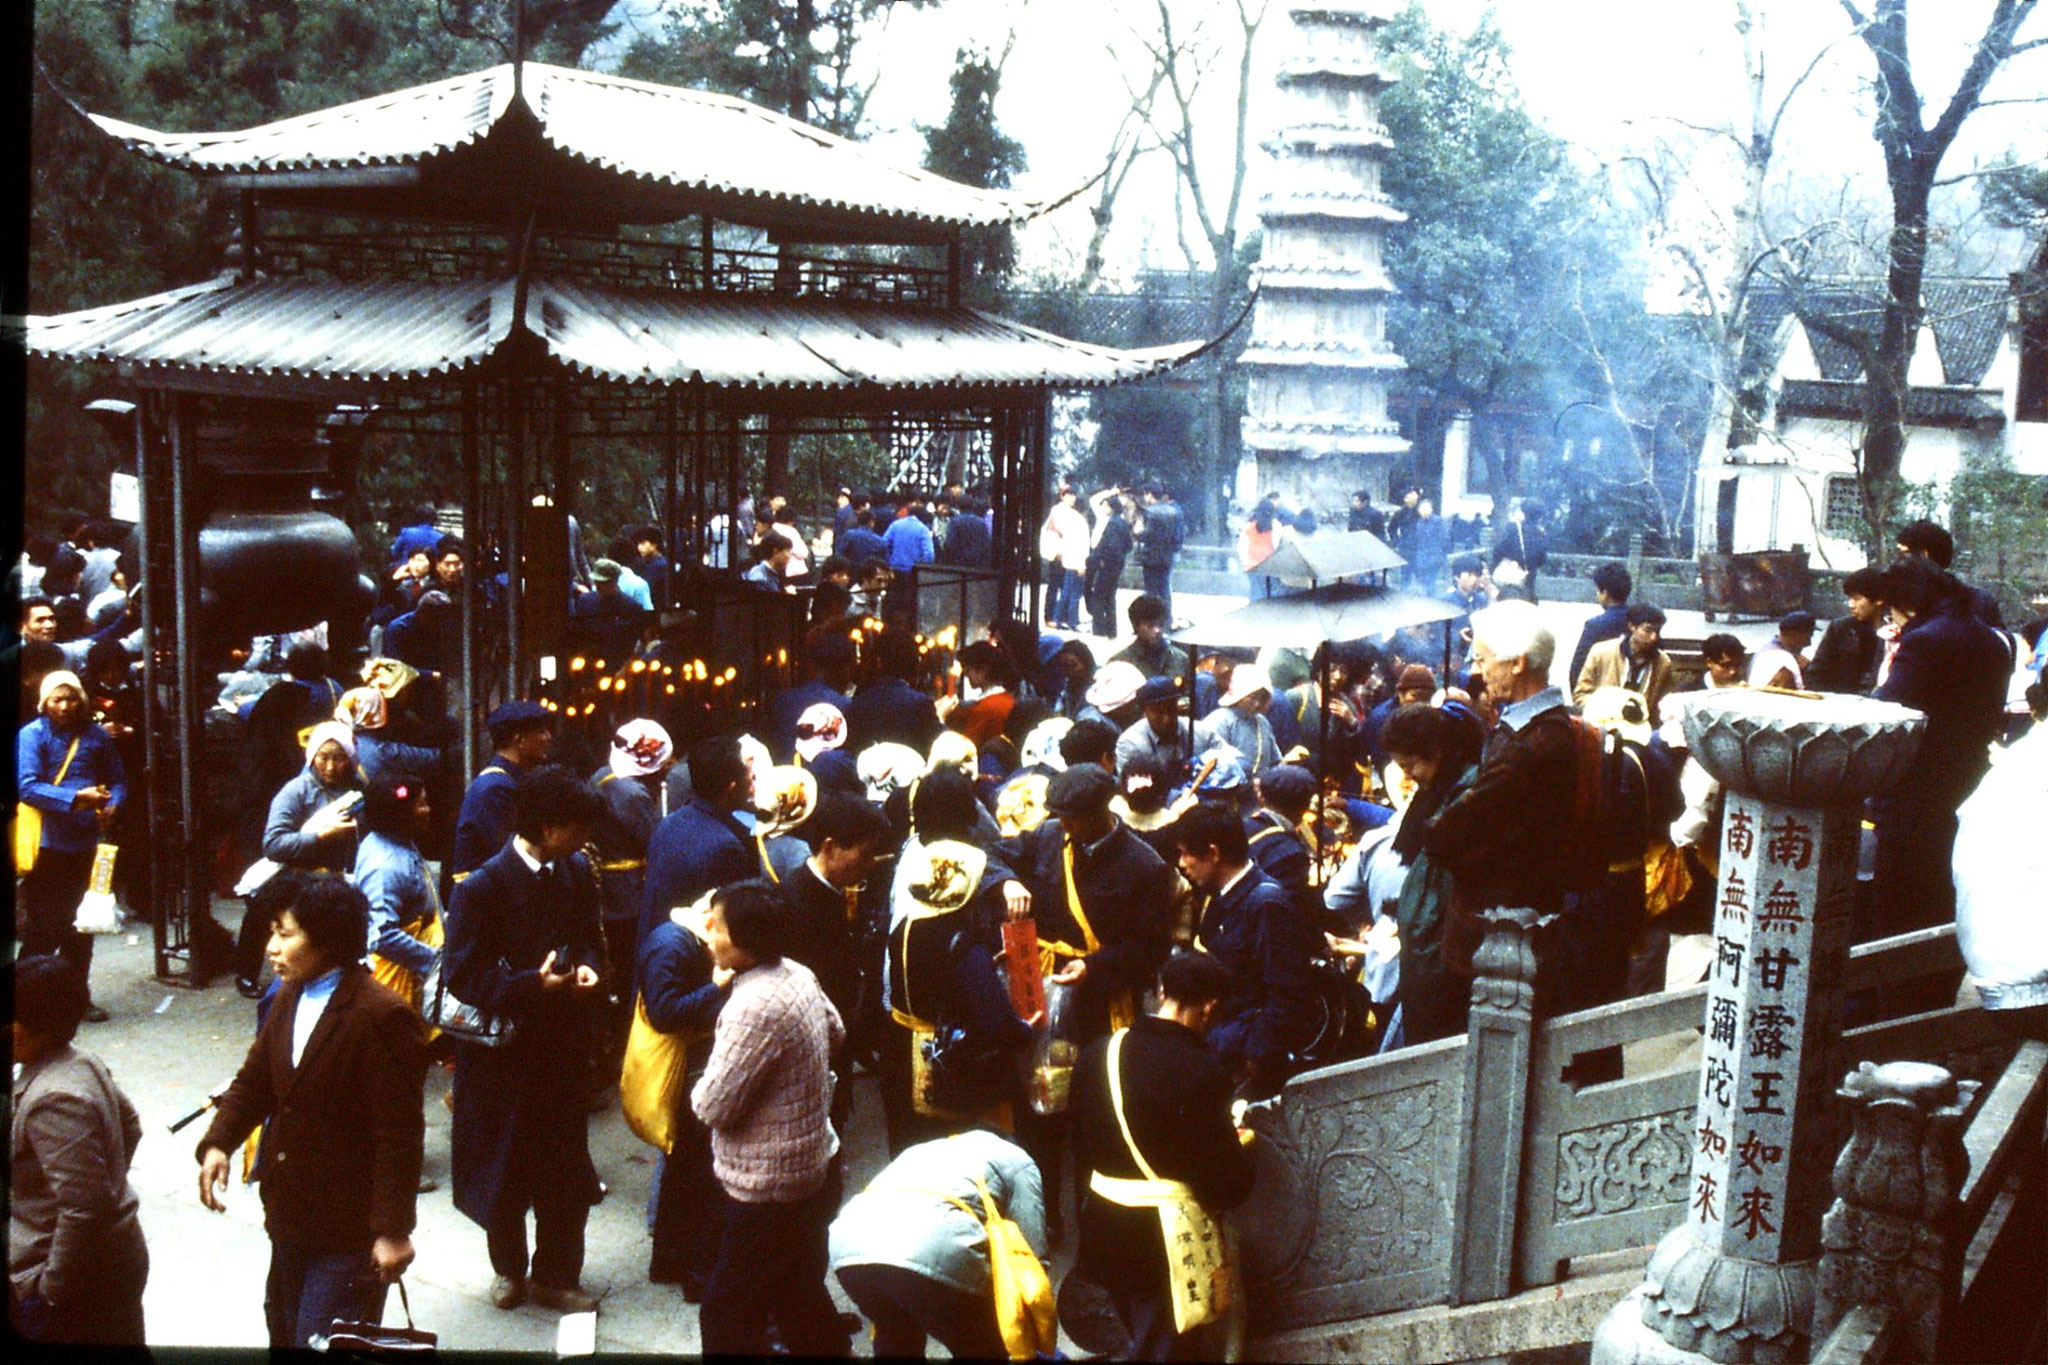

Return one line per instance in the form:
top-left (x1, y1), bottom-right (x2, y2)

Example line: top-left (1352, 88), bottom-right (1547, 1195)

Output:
top-left (12, 482), bottom-right (2045, 1354)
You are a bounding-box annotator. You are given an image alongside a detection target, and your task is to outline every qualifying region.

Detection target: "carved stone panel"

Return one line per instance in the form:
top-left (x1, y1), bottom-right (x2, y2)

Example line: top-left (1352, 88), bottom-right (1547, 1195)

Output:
top-left (1554, 1108), bottom-right (1694, 1222)
top-left (1241, 1063), bottom-right (1458, 1328)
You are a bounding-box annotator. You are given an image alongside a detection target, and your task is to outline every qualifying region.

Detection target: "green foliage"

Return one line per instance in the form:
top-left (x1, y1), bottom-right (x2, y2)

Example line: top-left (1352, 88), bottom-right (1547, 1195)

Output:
top-left (1375, 3), bottom-right (1695, 548)
top-left (617, 0), bottom-right (929, 137)
top-left (1904, 455), bottom-right (2048, 614)
top-left (922, 47), bottom-right (1025, 300)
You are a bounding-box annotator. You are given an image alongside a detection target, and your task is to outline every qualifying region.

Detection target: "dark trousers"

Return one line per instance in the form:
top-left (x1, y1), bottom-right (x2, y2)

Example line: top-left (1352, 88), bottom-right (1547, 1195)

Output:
top-left (9, 1239), bottom-right (147, 1347)
top-left (700, 1181), bottom-right (847, 1358)
top-left (1110, 1279), bottom-right (1228, 1362)
top-left (266, 1240), bottom-right (381, 1350)
top-left (1140, 562), bottom-right (1173, 621)
top-left (1865, 799), bottom-right (1967, 1016)
top-left (237, 894), bottom-right (272, 982)
top-left (1049, 567), bottom-right (1084, 629)
top-left (1013, 1101), bottom-right (1072, 1229)
top-left (486, 1183), bottom-right (589, 1290)
top-left (1085, 557), bottom-right (1124, 637)
top-left (649, 1113), bottom-right (722, 1288)
top-left (20, 845), bottom-right (96, 995)
top-left (836, 1261), bottom-right (1005, 1361)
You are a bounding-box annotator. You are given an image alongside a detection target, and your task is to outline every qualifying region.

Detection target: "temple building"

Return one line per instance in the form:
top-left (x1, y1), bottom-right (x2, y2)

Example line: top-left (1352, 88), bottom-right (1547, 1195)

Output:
top-left (1239, 1), bottom-right (1410, 510)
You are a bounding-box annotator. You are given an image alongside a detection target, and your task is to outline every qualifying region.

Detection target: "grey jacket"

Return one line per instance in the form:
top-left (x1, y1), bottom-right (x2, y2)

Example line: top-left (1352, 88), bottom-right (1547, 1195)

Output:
top-left (828, 1129), bottom-right (1045, 1296)
top-left (9, 1045), bottom-right (148, 1306)
top-left (263, 767), bottom-right (361, 874)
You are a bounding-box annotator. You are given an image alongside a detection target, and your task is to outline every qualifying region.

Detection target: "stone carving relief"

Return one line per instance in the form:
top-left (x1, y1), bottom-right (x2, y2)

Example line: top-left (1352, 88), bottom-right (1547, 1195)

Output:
top-left (1553, 1108), bottom-right (1694, 1221)
top-left (1243, 1073), bottom-right (1453, 1316)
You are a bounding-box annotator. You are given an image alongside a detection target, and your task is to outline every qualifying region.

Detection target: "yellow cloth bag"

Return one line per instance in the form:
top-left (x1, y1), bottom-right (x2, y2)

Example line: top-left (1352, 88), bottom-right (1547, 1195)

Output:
top-left (923, 1178), bottom-right (1057, 1361)
top-left (1091, 1028), bottom-right (1234, 1336)
top-left (1643, 840), bottom-right (1694, 921)
top-left (620, 995), bottom-right (696, 1154)
top-left (15, 734), bottom-right (83, 875)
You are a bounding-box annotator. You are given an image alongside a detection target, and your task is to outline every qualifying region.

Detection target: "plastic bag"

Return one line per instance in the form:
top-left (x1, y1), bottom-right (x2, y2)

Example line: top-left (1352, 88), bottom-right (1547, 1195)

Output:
top-left (1027, 980), bottom-right (1079, 1115)
top-left (73, 844), bottom-right (123, 935)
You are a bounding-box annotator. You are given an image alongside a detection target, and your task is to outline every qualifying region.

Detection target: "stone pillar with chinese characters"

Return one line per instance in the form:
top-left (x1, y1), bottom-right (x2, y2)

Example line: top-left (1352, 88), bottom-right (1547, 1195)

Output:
top-left (1593, 690), bottom-right (1924, 1365)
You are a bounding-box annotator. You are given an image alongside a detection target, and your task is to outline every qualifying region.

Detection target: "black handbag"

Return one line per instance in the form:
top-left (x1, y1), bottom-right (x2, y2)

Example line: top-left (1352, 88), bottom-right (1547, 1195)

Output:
top-left (317, 1277), bottom-right (436, 1355)
top-left (422, 955), bottom-right (517, 1049)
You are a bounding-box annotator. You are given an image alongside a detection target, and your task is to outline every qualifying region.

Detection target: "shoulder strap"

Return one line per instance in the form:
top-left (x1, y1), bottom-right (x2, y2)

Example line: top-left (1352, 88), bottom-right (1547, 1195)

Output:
top-left (1061, 839), bottom-right (1103, 954)
top-left (53, 733), bottom-right (84, 786)
top-left (478, 765), bottom-right (510, 781)
top-left (1105, 1029), bottom-right (1161, 1182)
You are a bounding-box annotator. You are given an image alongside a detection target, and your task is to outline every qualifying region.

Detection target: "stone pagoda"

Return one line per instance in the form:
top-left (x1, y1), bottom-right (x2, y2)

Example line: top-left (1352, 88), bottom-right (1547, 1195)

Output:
top-left (1239, 1), bottom-right (1409, 512)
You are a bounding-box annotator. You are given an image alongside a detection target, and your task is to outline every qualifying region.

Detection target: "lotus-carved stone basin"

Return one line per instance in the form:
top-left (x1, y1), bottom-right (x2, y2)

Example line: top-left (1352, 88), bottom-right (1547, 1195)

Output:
top-left (1676, 690), bottom-right (1925, 806)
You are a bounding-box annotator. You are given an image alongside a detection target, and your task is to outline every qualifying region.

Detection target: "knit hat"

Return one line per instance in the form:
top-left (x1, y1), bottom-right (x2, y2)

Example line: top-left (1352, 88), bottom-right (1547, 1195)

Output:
top-left (303, 719), bottom-right (358, 766)
top-left (608, 718), bottom-right (675, 779)
top-left (37, 669), bottom-right (85, 708)
top-left (1219, 663), bottom-right (1274, 708)
top-left (1084, 661), bottom-right (1146, 713)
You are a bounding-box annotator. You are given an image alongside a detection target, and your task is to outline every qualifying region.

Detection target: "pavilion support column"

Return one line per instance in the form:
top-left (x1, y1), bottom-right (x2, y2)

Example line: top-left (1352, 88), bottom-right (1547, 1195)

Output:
top-left (460, 378), bottom-right (481, 779)
top-left (1593, 692), bottom-right (1926, 1365)
top-left (505, 379), bottom-right (526, 697)
top-left (145, 390), bottom-right (206, 986)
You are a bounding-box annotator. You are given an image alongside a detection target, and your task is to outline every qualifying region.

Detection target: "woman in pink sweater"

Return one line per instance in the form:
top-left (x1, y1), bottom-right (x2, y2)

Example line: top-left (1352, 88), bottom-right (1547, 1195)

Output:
top-left (691, 879), bottom-right (848, 1356)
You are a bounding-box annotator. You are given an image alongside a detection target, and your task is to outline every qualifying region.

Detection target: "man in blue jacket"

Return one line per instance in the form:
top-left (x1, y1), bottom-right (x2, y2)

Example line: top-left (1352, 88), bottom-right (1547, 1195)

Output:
top-left (639, 735), bottom-right (757, 947)
top-left (1567, 561), bottom-right (1634, 685)
top-left (1173, 801), bottom-right (1321, 1100)
top-left (451, 701), bottom-right (555, 878)
top-left (883, 497), bottom-right (936, 572)
top-left (843, 632), bottom-right (942, 754)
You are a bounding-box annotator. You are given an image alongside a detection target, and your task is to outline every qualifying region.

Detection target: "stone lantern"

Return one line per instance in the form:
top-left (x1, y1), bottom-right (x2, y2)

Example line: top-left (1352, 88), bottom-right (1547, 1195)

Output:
top-left (1593, 689), bottom-right (1925, 1365)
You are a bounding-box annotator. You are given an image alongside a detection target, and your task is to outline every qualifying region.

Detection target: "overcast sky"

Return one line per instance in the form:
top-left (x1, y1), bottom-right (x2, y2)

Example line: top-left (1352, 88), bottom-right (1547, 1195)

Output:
top-left (603, 0), bottom-right (2046, 283)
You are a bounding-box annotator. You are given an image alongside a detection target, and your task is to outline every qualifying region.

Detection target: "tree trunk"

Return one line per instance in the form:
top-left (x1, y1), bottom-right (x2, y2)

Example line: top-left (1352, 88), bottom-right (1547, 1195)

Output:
top-left (1857, 177), bottom-right (1931, 559)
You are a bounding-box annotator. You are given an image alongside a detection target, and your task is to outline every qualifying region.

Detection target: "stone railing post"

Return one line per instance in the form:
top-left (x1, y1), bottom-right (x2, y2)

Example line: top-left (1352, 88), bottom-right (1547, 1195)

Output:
top-left (1449, 904), bottom-right (1540, 1305)
top-left (1593, 690), bottom-right (1924, 1365)
top-left (1813, 1062), bottom-right (1974, 1363)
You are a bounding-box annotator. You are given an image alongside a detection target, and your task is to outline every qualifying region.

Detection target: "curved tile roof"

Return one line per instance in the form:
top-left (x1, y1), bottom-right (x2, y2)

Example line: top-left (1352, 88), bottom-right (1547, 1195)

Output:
top-left (82, 62), bottom-right (1043, 232)
top-left (24, 273), bottom-right (1202, 393)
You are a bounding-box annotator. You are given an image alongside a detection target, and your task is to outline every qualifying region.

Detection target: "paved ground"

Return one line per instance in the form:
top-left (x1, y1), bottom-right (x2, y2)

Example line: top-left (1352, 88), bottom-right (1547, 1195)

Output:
top-left (1063, 585), bottom-right (1780, 695)
top-left (71, 586), bottom-right (1771, 1354)
top-left (78, 908), bottom-right (1088, 1356)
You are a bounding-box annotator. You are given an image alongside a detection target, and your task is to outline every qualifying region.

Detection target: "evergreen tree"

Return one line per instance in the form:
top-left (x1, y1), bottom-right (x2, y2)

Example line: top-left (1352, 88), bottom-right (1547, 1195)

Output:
top-left (617, 0), bottom-right (930, 139)
top-left (922, 46), bottom-right (1026, 300)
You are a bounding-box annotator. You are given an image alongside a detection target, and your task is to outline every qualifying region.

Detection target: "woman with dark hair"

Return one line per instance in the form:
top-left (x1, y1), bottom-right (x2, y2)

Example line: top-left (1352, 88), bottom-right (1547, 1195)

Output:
top-left (9, 954), bottom-right (150, 1346)
top-left (1047, 638), bottom-right (1097, 721)
top-left (692, 880), bottom-right (849, 1356)
top-left (1380, 702), bottom-right (1487, 1045)
top-left (354, 772), bottom-right (444, 1013)
top-left (197, 876), bottom-right (429, 1349)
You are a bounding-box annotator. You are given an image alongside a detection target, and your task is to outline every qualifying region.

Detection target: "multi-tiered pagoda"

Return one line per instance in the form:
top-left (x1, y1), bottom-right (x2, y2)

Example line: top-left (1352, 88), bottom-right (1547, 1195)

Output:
top-left (1239, 1), bottom-right (1409, 511)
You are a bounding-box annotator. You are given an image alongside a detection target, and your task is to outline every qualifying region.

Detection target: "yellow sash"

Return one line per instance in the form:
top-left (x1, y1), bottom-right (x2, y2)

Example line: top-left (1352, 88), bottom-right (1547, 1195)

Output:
top-left (1037, 841), bottom-right (1136, 1032)
top-left (369, 877), bottom-right (447, 1044)
top-left (15, 733), bottom-right (83, 874)
top-left (1089, 1029), bottom-right (1233, 1335)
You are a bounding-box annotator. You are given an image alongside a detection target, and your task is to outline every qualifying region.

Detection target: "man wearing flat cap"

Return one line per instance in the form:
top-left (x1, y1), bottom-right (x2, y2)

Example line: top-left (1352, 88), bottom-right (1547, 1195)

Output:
top-left (452, 701), bottom-right (556, 878)
top-left (991, 762), bottom-right (1176, 1228)
top-left (1113, 677), bottom-right (1195, 782)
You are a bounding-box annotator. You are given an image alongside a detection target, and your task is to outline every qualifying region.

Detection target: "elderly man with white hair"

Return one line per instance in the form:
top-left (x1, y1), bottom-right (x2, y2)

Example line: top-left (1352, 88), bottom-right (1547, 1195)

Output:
top-left (1409, 601), bottom-right (1629, 1037)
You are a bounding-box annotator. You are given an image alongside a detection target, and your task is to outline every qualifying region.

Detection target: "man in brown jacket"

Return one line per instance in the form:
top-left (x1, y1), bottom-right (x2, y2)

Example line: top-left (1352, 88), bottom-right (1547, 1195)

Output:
top-left (198, 874), bottom-right (429, 1349)
top-left (9, 954), bottom-right (149, 1346)
top-left (1572, 603), bottom-right (1674, 715)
